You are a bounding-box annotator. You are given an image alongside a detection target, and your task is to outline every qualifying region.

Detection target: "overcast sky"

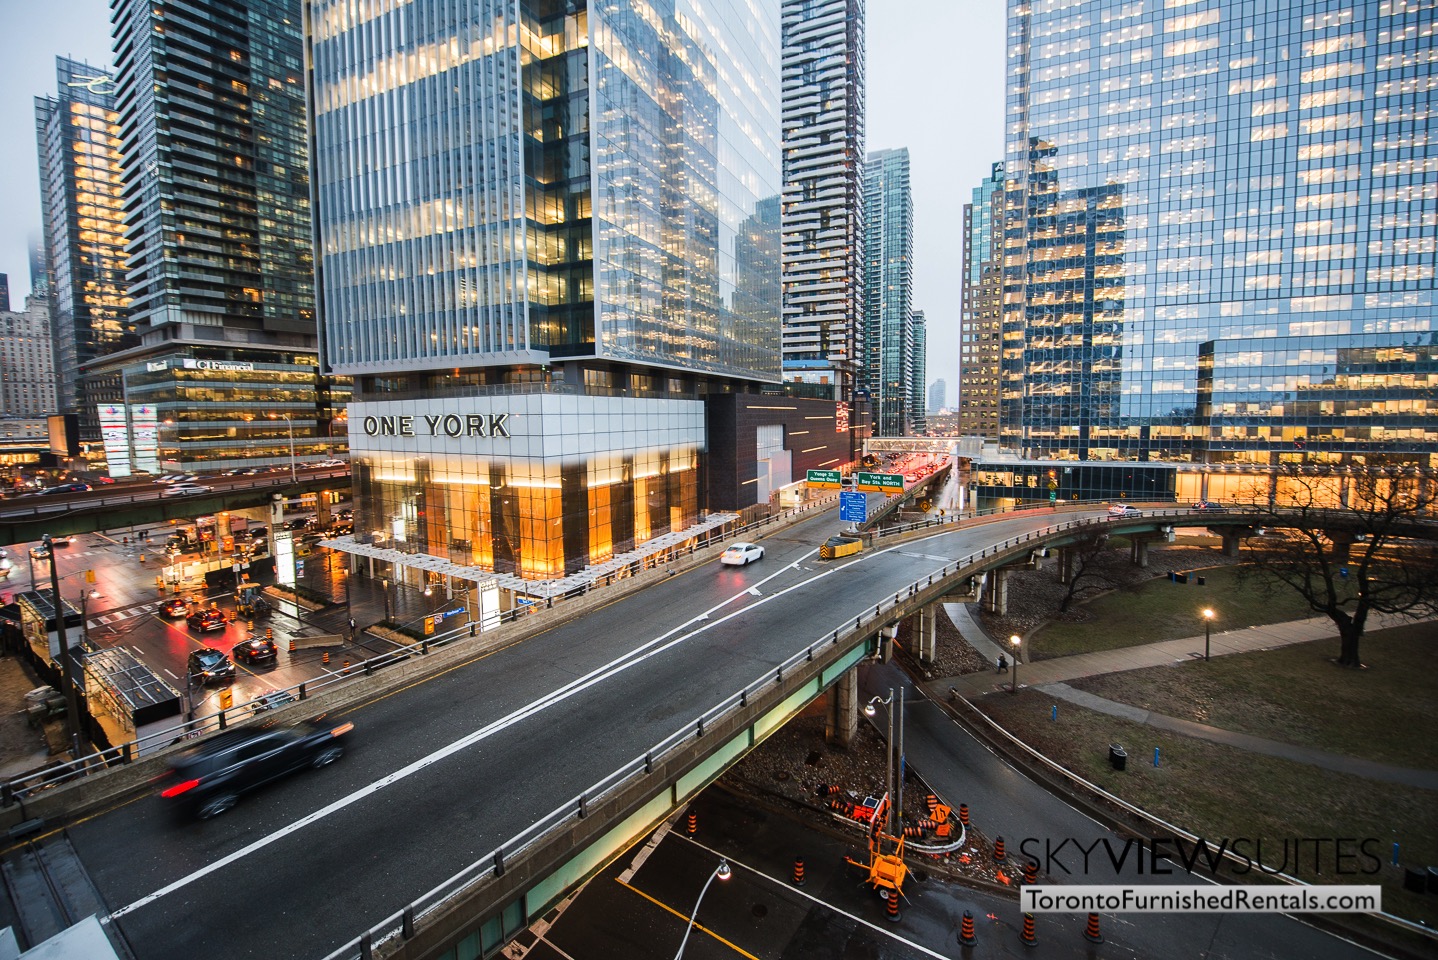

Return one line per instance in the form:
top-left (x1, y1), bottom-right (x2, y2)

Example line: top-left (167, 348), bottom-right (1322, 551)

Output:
top-left (0, 1), bottom-right (1005, 406)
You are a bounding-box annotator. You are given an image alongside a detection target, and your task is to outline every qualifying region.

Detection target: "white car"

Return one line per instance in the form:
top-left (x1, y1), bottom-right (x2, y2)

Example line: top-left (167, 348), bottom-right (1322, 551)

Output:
top-left (1107, 503), bottom-right (1142, 517)
top-left (317, 459), bottom-right (348, 468)
top-left (162, 483), bottom-right (214, 498)
top-left (720, 542), bottom-right (764, 566)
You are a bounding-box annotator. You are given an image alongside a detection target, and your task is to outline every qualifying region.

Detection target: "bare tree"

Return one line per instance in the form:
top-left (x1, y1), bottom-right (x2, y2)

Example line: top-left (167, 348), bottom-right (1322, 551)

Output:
top-left (1243, 466), bottom-right (1438, 667)
top-left (1055, 530), bottom-right (1121, 614)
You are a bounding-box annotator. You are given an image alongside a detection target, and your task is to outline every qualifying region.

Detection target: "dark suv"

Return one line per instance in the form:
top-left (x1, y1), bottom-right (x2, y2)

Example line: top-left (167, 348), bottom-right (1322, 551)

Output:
top-left (188, 609), bottom-right (227, 633)
top-left (187, 648), bottom-right (235, 685)
top-left (159, 720), bottom-right (353, 819)
top-left (232, 635), bottom-right (278, 666)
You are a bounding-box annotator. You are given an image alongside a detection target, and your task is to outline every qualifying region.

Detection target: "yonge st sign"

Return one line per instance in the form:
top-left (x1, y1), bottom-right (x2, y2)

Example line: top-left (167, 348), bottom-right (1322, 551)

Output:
top-left (361, 413), bottom-right (511, 439)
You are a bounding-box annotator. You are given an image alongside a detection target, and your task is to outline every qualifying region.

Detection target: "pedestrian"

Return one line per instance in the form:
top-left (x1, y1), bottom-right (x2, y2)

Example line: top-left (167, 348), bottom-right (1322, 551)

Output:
top-left (996, 653), bottom-right (1008, 673)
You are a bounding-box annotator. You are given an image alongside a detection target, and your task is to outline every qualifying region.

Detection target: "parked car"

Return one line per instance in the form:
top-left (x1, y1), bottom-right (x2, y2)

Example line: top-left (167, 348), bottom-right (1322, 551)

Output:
top-left (1107, 504), bottom-right (1142, 517)
top-left (232, 635), bottom-right (278, 666)
top-left (720, 541), bottom-right (765, 566)
top-left (162, 483), bottom-right (214, 498)
top-left (187, 609), bottom-right (228, 633)
top-left (158, 718), bottom-right (353, 819)
top-left (160, 597), bottom-right (190, 618)
top-left (186, 647), bottom-right (235, 685)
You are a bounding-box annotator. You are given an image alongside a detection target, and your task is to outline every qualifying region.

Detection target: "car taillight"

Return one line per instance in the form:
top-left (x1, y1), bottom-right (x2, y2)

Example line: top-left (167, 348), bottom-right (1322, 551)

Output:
top-left (330, 722), bottom-right (354, 737)
top-left (161, 778), bottom-right (200, 798)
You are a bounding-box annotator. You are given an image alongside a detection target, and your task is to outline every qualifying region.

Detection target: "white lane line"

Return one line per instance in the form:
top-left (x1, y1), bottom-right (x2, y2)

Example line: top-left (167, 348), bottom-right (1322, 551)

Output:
top-left (676, 834), bottom-right (953, 960)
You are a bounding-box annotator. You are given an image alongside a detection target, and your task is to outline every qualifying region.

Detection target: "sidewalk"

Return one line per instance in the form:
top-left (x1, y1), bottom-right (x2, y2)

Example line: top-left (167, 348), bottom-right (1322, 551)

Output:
top-left (927, 610), bottom-right (1425, 701)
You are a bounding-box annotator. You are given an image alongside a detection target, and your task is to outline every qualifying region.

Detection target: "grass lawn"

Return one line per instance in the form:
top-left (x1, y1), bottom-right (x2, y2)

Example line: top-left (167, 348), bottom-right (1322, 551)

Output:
top-left (1027, 564), bottom-right (1322, 660)
top-left (978, 692), bottom-right (1438, 928)
top-left (1070, 623), bottom-right (1438, 769)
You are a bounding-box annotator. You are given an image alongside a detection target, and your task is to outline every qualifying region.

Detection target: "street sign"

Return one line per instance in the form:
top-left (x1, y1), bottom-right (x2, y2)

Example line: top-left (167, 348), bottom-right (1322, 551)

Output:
top-left (806, 469), bottom-right (842, 488)
top-left (840, 491), bottom-right (868, 523)
top-left (855, 472), bottom-right (904, 493)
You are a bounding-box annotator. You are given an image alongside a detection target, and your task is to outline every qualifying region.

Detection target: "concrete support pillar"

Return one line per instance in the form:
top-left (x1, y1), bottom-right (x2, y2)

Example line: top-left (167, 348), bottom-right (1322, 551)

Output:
top-left (1130, 537), bottom-right (1150, 568)
top-left (1221, 530), bottom-right (1243, 557)
top-left (826, 666), bottom-right (859, 747)
top-left (983, 567), bottom-right (1009, 615)
top-left (1057, 546), bottom-right (1074, 584)
top-left (916, 603), bottom-right (938, 664)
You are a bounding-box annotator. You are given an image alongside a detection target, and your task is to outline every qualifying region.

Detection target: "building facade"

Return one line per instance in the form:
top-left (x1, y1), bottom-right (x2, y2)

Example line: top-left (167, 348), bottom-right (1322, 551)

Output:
top-left (927, 378), bottom-right (946, 415)
top-left (96, 0), bottom-right (335, 473)
top-left (910, 309), bottom-right (926, 433)
top-left (35, 58), bottom-right (133, 444)
top-left (312, 0), bottom-right (789, 594)
top-left (0, 294), bottom-right (57, 418)
top-left (959, 161), bottom-right (1003, 439)
top-left (780, 0), bottom-right (866, 398)
top-left (1002, 0), bottom-right (1438, 467)
top-left (862, 148), bottom-right (915, 436)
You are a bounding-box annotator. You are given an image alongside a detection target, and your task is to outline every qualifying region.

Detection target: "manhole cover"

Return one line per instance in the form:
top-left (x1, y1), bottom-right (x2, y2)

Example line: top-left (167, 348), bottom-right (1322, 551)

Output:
top-left (752, 903), bottom-right (768, 919)
top-left (774, 771), bottom-right (790, 781)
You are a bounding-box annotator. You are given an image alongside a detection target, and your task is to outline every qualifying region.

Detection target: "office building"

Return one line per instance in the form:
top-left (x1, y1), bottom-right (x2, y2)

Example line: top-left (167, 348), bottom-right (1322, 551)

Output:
top-left (90, 0), bottom-right (341, 474)
top-left (0, 293), bottom-right (57, 418)
top-left (959, 161), bottom-right (1003, 439)
top-left (910, 309), bottom-right (926, 433)
top-left (780, 0), bottom-right (866, 397)
top-left (1002, 0), bottom-right (1438, 467)
top-left (0, 275), bottom-right (9, 313)
top-left (863, 148), bottom-right (915, 436)
top-left (312, 0), bottom-right (835, 599)
top-left (35, 58), bottom-right (133, 444)
top-left (928, 378), bottom-right (946, 416)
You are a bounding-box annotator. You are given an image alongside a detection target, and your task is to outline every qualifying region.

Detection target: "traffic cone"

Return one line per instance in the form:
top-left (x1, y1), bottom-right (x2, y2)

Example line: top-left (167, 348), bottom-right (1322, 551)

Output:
top-left (792, 857), bottom-right (805, 886)
top-left (266, 627), bottom-right (273, 640)
top-left (687, 810), bottom-right (697, 835)
top-left (289, 637), bottom-right (296, 653)
top-left (918, 818), bottom-right (935, 830)
top-left (903, 825), bottom-right (923, 839)
top-left (885, 888), bottom-right (900, 923)
top-left (1020, 912), bottom-right (1037, 946)
top-left (1023, 859), bottom-right (1038, 885)
top-left (322, 651), bottom-right (330, 665)
top-left (958, 803), bottom-right (970, 827)
top-left (1084, 913), bottom-right (1103, 943)
top-left (959, 910), bottom-right (977, 946)
top-left (926, 793), bottom-right (938, 815)
top-left (994, 836), bottom-right (1006, 862)
top-left (817, 784), bottom-right (841, 797)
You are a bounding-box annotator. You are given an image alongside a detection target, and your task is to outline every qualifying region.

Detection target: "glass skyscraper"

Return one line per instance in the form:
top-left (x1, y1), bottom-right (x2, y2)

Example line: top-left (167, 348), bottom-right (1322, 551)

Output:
top-left (1003, 0), bottom-right (1438, 467)
top-left (960, 161), bottom-right (1004, 439)
top-left (863, 147), bottom-right (915, 436)
top-left (35, 58), bottom-right (133, 444)
top-left (312, 0), bottom-right (783, 589)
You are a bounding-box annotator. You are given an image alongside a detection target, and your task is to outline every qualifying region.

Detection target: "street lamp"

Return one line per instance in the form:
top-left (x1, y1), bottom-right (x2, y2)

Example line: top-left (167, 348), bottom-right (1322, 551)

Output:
top-left (382, 577), bottom-right (392, 622)
top-left (271, 413), bottom-right (297, 483)
top-left (1202, 608), bottom-right (1215, 661)
top-left (864, 689), bottom-right (904, 821)
top-left (42, 534), bottom-right (83, 759)
top-left (673, 859), bottom-right (731, 960)
top-left (1009, 635), bottom-right (1022, 695)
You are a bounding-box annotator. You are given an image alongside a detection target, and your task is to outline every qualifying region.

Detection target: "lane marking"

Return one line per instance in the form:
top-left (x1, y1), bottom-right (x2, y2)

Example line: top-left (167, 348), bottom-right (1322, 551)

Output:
top-left (616, 879), bottom-right (761, 960)
top-left (678, 835), bottom-right (952, 960)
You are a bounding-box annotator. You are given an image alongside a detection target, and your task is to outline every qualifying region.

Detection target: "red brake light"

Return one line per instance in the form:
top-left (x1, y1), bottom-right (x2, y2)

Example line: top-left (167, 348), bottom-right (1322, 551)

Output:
top-left (161, 778), bottom-right (201, 798)
top-left (330, 722), bottom-right (354, 737)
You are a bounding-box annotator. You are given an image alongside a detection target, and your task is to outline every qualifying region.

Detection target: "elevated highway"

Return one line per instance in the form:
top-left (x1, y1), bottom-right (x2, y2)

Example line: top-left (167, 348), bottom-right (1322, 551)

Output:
top-left (0, 503), bottom-right (1402, 959)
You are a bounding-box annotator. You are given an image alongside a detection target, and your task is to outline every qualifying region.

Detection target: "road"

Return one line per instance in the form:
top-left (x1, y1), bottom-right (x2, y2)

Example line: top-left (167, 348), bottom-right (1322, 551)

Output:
top-left (2, 505), bottom-right (1393, 959)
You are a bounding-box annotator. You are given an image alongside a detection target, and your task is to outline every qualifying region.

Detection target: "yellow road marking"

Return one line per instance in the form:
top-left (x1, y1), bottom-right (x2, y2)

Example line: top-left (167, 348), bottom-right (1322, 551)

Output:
top-left (616, 877), bottom-right (759, 960)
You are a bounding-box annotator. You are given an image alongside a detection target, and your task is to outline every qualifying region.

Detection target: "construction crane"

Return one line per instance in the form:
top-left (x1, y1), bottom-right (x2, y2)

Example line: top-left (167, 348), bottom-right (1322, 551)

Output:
top-left (843, 792), bottom-right (908, 899)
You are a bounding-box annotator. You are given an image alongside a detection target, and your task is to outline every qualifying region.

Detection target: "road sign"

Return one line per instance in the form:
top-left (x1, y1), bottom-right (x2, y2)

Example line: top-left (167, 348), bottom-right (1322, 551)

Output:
top-left (806, 469), bottom-right (842, 488)
top-left (840, 491), bottom-right (868, 523)
top-left (855, 472), bottom-right (904, 493)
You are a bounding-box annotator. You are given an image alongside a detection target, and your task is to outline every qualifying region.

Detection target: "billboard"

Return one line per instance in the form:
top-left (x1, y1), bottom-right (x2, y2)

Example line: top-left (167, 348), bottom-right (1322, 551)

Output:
top-left (132, 405), bottom-right (160, 474)
top-left (96, 404), bottom-right (132, 477)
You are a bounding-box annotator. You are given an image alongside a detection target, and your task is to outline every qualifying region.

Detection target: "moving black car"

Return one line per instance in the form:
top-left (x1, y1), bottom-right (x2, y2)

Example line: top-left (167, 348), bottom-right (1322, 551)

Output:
top-left (159, 719), bottom-right (353, 819)
top-left (188, 609), bottom-right (227, 633)
top-left (187, 648), bottom-right (235, 685)
top-left (160, 597), bottom-right (189, 618)
top-left (232, 635), bottom-right (278, 666)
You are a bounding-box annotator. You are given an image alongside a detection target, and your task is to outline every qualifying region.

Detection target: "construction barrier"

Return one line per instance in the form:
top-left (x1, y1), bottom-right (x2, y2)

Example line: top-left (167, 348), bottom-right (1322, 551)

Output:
top-left (902, 825), bottom-right (923, 839)
top-left (687, 810), bottom-right (697, 835)
top-left (792, 857), bottom-right (805, 887)
top-left (1023, 859), bottom-right (1038, 885)
top-left (885, 889), bottom-right (900, 923)
top-left (959, 910), bottom-right (976, 946)
top-left (925, 793), bottom-right (938, 815)
top-left (1021, 912), bottom-right (1037, 946)
top-left (993, 835), bottom-right (1006, 862)
top-left (1084, 913), bottom-right (1103, 944)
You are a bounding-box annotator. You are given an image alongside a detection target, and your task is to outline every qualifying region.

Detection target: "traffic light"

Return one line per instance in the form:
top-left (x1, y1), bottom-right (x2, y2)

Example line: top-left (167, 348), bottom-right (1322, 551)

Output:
top-left (219, 689), bottom-right (233, 710)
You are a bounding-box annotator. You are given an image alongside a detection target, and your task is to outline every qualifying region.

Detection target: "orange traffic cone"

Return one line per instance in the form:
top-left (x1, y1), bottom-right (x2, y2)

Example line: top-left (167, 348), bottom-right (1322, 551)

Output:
top-left (994, 836), bottom-right (1006, 862)
top-left (687, 810), bottom-right (697, 835)
top-left (885, 888), bottom-right (900, 923)
top-left (792, 857), bottom-right (805, 886)
top-left (1084, 913), bottom-right (1103, 943)
top-left (959, 910), bottom-right (977, 946)
top-left (322, 651), bottom-right (330, 665)
top-left (958, 802), bottom-right (970, 827)
top-left (1023, 859), bottom-right (1038, 885)
top-left (1020, 912), bottom-right (1037, 946)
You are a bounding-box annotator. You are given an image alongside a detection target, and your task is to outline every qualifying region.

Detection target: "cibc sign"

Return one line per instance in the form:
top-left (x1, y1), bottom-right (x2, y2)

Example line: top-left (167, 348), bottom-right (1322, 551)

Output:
top-left (360, 413), bottom-right (512, 439)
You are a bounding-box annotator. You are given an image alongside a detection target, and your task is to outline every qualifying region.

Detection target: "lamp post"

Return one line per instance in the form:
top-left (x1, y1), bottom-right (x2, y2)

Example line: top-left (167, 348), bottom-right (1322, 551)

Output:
top-left (673, 859), bottom-right (731, 960)
top-left (42, 534), bottom-right (83, 759)
top-left (1202, 608), bottom-right (1215, 661)
top-left (382, 577), bottom-right (392, 623)
top-left (864, 688), bottom-right (904, 821)
top-left (1009, 635), bottom-right (1022, 695)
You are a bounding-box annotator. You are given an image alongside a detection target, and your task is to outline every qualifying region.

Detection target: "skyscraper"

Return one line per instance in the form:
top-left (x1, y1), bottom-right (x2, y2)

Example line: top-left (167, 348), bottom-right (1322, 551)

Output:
top-left (780, 0), bottom-right (866, 397)
top-left (91, 0), bottom-right (339, 473)
top-left (928, 379), bottom-right (946, 416)
top-left (1003, 1), bottom-right (1438, 466)
top-left (863, 148), bottom-right (914, 436)
top-left (910, 309), bottom-right (926, 433)
top-left (960, 162), bottom-right (1003, 440)
top-left (0, 293), bottom-right (56, 418)
top-left (311, 0), bottom-right (810, 595)
top-left (35, 58), bottom-right (132, 443)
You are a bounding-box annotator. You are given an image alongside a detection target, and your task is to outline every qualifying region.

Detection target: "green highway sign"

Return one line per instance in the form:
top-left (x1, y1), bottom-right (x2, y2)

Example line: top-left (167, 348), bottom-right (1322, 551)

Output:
top-left (806, 469), bottom-right (842, 488)
top-left (855, 472), bottom-right (904, 492)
